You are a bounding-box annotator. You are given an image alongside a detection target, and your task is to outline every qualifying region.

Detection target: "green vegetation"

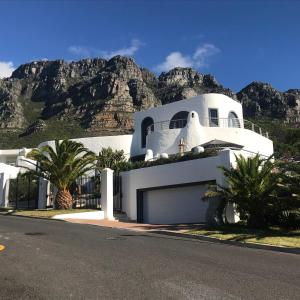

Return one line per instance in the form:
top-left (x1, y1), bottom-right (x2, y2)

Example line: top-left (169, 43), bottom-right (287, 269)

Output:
top-left (187, 225), bottom-right (300, 248)
top-left (97, 147), bottom-right (127, 173)
top-left (253, 118), bottom-right (300, 158)
top-left (27, 139), bottom-right (96, 209)
top-left (205, 154), bottom-right (300, 229)
top-left (120, 150), bottom-right (218, 172)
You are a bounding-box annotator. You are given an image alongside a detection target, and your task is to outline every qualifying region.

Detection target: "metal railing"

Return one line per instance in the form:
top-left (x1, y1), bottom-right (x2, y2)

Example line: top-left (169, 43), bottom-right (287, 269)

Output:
top-left (147, 118), bottom-right (269, 138)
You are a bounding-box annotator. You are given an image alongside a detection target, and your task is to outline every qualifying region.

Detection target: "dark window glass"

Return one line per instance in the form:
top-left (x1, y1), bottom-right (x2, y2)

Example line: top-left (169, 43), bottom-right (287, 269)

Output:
top-left (209, 109), bottom-right (219, 127)
top-left (141, 117), bottom-right (154, 148)
top-left (228, 112), bottom-right (240, 128)
top-left (169, 111), bottom-right (189, 129)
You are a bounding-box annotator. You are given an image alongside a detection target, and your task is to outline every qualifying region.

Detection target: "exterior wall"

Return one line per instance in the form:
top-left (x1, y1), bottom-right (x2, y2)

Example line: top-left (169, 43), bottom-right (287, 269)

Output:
top-left (0, 163), bottom-right (21, 207)
top-left (147, 122), bottom-right (273, 158)
top-left (121, 150), bottom-right (235, 221)
top-left (0, 149), bottom-right (22, 165)
top-left (38, 134), bottom-right (133, 158)
top-left (131, 93), bottom-right (243, 156)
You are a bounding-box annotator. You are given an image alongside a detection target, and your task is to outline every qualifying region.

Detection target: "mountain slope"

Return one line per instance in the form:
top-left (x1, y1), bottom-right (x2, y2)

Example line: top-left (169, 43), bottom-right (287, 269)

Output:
top-left (0, 55), bottom-right (300, 154)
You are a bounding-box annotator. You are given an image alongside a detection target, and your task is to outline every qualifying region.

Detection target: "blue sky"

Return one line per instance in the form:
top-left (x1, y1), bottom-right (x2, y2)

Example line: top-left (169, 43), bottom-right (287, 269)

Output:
top-left (0, 0), bottom-right (300, 92)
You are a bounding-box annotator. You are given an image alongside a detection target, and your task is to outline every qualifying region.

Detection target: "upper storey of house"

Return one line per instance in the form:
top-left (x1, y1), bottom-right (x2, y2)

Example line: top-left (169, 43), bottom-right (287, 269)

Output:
top-left (131, 93), bottom-right (273, 157)
top-left (135, 93), bottom-right (243, 132)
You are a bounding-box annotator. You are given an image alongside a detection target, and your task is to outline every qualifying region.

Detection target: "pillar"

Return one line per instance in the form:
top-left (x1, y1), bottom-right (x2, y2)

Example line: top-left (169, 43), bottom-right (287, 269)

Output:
top-left (101, 168), bottom-right (114, 220)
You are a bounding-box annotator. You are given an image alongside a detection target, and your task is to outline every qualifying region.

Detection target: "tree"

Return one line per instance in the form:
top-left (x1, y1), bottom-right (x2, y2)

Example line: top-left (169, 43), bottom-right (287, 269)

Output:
top-left (275, 160), bottom-right (300, 228)
top-left (96, 147), bottom-right (127, 173)
top-left (27, 139), bottom-right (96, 209)
top-left (206, 154), bottom-right (278, 228)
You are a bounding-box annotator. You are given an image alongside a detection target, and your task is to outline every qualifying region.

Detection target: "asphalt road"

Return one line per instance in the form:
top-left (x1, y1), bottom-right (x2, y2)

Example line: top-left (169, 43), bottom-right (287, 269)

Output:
top-left (0, 215), bottom-right (300, 300)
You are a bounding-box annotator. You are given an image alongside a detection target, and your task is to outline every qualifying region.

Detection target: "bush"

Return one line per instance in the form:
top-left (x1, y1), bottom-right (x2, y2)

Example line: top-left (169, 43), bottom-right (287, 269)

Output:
top-left (277, 210), bottom-right (300, 230)
top-left (118, 149), bottom-right (218, 172)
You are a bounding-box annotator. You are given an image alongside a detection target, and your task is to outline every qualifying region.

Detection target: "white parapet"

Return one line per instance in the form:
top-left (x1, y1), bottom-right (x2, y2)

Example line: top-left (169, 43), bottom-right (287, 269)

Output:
top-left (52, 211), bottom-right (105, 220)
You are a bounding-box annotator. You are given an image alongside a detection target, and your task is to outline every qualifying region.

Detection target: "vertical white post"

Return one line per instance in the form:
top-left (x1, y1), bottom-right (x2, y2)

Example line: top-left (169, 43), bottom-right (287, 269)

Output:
top-left (217, 149), bottom-right (240, 224)
top-left (38, 178), bottom-right (50, 209)
top-left (101, 168), bottom-right (114, 220)
top-left (4, 176), bottom-right (10, 207)
top-left (0, 173), bottom-right (5, 207)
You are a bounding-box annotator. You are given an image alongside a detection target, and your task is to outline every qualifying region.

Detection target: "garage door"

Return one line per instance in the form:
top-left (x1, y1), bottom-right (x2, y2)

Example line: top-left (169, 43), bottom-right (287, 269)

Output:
top-left (142, 184), bottom-right (209, 224)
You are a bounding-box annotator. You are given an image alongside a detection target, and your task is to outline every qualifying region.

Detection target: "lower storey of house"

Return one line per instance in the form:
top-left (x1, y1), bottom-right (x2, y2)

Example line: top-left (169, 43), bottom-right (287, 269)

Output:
top-left (137, 184), bottom-right (209, 224)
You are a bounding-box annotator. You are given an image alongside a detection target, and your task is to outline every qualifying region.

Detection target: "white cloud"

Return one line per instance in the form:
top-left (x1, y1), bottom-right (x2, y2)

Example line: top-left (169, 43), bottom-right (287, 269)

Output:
top-left (193, 44), bottom-right (220, 68)
top-left (68, 46), bottom-right (92, 57)
top-left (0, 61), bottom-right (14, 78)
top-left (154, 52), bottom-right (193, 73)
top-left (100, 39), bottom-right (144, 59)
top-left (155, 43), bottom-right (220, 73)
top-left (68, 39), bottom-right (144, 59)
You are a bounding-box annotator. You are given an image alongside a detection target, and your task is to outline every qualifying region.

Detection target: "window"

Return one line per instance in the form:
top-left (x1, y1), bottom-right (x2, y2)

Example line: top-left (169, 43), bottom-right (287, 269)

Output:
top-left (169, 111), bottom-right (189, 129)
top-left (141, 117), bottom-right (154, 148)
top-left (228, 111), bottom-right (240, 128)
top-left (209, 109), bottom-right (219, 127)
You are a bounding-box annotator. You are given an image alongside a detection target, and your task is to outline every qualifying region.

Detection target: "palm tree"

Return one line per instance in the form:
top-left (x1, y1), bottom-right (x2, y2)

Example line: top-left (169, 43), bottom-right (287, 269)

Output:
top-left (205, 154), bottom-right (278, 228)
top-left (220, 154), bottom-right (277, 228)
top-left (27, 139), bottom-right (96, 209)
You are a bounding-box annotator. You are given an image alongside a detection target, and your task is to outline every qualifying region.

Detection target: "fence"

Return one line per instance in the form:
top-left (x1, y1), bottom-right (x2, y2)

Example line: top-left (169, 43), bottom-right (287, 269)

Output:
top-left (113, 174), bottom-right (122, 212)
top-left (8, 172), bottom-right (39, 210)
top-left (147, 117), bottom-right (269, 138)
top-left (71, 175), bottom-right (101, 209)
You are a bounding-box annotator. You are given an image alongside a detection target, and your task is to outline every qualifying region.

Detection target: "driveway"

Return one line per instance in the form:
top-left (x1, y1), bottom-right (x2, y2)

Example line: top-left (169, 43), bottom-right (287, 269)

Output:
top-left (0, 215), bottom-right (300, 300)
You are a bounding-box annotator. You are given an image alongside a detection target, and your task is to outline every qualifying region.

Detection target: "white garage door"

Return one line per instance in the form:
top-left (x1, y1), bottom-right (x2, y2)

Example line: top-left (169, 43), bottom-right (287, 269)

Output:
top-left (143, 184), bottom-right (209, 224)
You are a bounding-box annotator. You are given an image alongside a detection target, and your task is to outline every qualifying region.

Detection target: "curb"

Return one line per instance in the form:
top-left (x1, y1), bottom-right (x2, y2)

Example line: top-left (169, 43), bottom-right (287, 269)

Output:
top-left (0, 213), bottom-right (64, 222)
top-left (149, 230), bottom-right (300, 255)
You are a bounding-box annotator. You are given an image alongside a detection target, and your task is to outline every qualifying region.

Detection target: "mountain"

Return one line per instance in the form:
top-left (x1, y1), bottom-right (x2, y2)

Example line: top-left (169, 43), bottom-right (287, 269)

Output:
top-left (237, 82), bottom-right (300, 122)
top-left (0, 55), bottom-right (299, 153)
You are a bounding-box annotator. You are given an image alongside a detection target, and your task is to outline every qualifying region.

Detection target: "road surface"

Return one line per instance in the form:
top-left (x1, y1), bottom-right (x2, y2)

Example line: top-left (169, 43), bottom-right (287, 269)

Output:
top-left (0, 215), bottom-right (299, 299)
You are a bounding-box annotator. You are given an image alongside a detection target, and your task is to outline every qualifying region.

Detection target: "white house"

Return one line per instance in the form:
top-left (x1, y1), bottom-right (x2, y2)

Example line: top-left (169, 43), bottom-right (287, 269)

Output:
top-left (0, 93), bottom-right (273, 224)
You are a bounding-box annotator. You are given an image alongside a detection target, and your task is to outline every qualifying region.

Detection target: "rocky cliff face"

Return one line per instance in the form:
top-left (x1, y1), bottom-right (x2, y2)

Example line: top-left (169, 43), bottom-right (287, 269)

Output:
top-left (237, 82), bottom-right (300, 122)
top-left (1, 55), bottom-right (300, 148)
top-left (0, 56), bottom-right (236, 136)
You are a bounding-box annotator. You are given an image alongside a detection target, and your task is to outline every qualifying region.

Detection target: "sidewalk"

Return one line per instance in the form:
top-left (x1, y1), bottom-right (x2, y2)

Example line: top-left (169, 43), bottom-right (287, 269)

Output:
top-left (64, 218), bottom-right (204, 233)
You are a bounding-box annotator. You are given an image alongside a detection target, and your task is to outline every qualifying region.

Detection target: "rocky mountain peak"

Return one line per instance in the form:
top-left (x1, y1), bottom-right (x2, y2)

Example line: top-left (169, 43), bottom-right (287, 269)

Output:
top-left (1, 55), bottom-right (300, 149)
top-left (159, 68), bottom-right (203, 86)
top-left (237, 81), bottom-right (300, 120)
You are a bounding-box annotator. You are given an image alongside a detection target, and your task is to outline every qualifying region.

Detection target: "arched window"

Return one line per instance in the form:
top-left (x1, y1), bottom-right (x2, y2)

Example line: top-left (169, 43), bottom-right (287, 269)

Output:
top-left (141, 117), bottom-right (154, 148)
top-left (228, 111), bottom-right (240, 128)
top-left (169, 111), bottom-right (189, 129)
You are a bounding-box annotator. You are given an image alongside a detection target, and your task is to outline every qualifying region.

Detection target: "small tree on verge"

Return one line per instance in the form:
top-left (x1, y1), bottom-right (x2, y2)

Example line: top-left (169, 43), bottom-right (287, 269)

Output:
top-left (27, 139), bottom-right (96, 209)
top-left (96, 147), bottom-right (127, 173)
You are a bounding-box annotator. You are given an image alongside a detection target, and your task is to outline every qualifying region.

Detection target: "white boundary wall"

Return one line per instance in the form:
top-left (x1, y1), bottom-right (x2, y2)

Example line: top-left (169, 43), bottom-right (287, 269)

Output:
top-left (121, 149), bottom-right (236, 221)
top-left (38, 134), bottom-right (133, 158)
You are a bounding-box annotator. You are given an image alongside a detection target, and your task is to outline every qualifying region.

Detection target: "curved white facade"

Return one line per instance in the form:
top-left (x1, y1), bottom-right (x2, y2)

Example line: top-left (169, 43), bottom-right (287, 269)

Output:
top-left (131, 93), bottom-right (273, 157)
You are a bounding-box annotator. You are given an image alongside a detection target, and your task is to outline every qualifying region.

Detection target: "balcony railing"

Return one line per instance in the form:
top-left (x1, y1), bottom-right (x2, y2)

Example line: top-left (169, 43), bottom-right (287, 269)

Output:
top-left (147, 118), bottom-right (269, 138)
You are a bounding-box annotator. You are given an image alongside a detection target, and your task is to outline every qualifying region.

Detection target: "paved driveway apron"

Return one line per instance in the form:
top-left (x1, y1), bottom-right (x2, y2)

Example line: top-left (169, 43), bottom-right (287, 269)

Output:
top-left (0, 215), bottom-right (300, 300)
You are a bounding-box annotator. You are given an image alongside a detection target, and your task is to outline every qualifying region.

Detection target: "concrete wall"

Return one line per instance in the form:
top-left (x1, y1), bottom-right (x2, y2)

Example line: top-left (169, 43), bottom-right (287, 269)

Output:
top-left (131, 93), bottom-right (243, 156)
top-left (145, 113), bottom-right (273, 158)
top-left (38, 134), bottom-right (133, 158)
top-left (0, 163), bottom-right (21, 207)
top-left (120, 150), bottom-right (235, 221)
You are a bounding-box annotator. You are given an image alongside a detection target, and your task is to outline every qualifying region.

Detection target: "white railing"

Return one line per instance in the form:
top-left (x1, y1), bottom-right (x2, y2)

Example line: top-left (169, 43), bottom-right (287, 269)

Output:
top-left (147, 118), bottom-right (269, 138)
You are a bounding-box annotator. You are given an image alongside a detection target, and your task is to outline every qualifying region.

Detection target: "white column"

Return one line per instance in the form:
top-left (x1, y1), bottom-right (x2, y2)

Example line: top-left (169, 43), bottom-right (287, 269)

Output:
top-left (101, 168), bottom-right (114, 220)
top-left (38, 178), bottom-right (50, 209)
top-left (217, 149), bottom-right (240, 223)
top-left (0, 173), bottom-right (5, 207)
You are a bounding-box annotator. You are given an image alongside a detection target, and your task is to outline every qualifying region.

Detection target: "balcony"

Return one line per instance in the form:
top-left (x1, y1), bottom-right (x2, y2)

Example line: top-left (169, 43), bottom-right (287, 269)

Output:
top-left (147, 118), bottom-right (269, 138)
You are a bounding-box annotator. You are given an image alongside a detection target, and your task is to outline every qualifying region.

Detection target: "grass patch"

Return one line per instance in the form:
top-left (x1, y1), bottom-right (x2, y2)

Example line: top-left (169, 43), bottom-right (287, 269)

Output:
top-left (1, 209), bottom-right (99, 219)
top-left (187, 225), bottom-right (300, 248)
